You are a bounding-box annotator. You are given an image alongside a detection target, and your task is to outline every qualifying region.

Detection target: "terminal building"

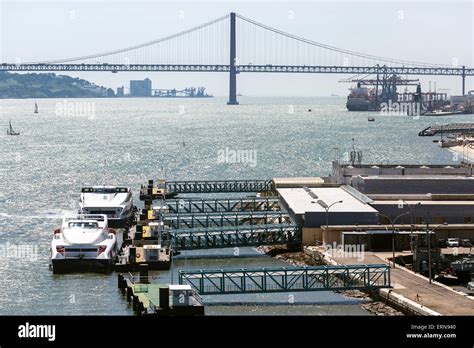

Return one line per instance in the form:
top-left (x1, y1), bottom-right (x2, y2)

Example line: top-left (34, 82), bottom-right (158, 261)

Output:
top-left (277, 185), bottom-right (378, 245)
top-left (275, 162), bottom-right (474, 250)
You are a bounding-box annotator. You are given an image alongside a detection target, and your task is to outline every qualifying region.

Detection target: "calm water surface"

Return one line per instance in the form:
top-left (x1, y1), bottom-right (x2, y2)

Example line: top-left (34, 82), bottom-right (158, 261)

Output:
top-left (0, 96), bottom-right (461, 315)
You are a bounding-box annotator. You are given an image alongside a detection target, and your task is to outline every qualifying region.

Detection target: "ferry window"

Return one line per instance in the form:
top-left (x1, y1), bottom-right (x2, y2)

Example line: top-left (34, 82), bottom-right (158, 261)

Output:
top-left (69, 222), bottom-right (98, 229)
top-left (90, 187), bottom-right (115, 194)
top-left (415, 216), bottom-right (423, 224)
top-left (464, 217), bottom-right (472, 224)
top-left (433, 216), bottom-right (445, 224)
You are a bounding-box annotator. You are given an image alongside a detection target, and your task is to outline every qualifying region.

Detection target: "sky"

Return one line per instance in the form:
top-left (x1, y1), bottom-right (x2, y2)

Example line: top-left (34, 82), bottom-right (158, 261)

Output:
top-left (0, 0), bottom-right (473, 96)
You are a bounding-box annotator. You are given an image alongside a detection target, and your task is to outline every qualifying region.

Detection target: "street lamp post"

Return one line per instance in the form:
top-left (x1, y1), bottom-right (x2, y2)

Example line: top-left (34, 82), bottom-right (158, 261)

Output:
top-left (402, 201), bottom-right (421, 252)
top-left (318, 200), bottom-right (343, 229)
top-left (402, 200), bottom-right (421, 234)
top-left (424, 222), bottom-right (448, 284)
top-left (377, 212), bottom-right (410, 268)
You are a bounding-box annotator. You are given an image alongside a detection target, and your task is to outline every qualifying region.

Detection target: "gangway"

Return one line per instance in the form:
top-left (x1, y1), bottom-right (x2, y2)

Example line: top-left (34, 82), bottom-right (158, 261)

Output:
top-left (178, 264), bottom-right (391, 294)
top-left (163, 197), bottom-right (281, 214)
top-left (140, 179), bottom-right (274, 200)
top-left (163, 223), bottom-right (301, 250)
top-left (162, 211), bottom-right (292, 229)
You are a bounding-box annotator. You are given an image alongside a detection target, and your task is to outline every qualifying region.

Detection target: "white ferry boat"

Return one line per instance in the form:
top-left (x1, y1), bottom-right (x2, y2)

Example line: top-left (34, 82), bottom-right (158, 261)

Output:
top-left (79, 186), bottom-right (134, 227)
top-left (50, 214), bottom-right (117, 273)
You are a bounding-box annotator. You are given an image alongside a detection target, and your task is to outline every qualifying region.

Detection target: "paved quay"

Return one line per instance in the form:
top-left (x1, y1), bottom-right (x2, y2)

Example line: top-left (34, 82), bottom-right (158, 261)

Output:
top-left (315, 249), bottom-right (474, 315)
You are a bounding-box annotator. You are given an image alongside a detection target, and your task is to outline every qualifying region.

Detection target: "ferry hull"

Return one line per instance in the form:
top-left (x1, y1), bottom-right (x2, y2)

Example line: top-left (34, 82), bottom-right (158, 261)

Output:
top-left (51, 258), bottom-right (114, 274)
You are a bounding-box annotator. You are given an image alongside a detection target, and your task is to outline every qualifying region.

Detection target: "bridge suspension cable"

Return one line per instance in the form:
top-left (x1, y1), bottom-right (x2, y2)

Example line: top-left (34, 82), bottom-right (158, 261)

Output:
top-left (29, 14), bottom-right (230, 65)
top-left (6, 12), bottom-right (467, 73)
top-left (235, 13), bottom-right (453, 68)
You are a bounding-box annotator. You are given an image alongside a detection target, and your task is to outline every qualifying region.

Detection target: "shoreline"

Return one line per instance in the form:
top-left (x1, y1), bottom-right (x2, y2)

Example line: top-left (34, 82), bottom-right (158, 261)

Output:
top-left (255, 245), bottom-right (404, 316)
top-left (448, 144), bottom-right (474, 162)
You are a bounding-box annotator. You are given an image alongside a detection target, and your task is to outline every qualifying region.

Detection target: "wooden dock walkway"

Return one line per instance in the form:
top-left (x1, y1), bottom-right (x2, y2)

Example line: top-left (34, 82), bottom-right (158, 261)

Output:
top-left (419, 123), bottom-right (474, 136)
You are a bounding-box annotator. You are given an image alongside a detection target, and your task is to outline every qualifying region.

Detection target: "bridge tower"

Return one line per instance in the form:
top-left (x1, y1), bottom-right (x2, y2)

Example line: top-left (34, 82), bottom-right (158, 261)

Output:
top-left (227, 12), bottom-right (239, 105)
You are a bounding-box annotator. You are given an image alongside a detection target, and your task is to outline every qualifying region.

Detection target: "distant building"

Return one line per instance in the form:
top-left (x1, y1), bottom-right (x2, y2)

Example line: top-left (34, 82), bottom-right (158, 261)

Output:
top-left (130, 78), bottom-right (152, 97)
top-left (117, 86), bottom-right (124, 97)
top-left (451, 93), bottom-right (474, 113)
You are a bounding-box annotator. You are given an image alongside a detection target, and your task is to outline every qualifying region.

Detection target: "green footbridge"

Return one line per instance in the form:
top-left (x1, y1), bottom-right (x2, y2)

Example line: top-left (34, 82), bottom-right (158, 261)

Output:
top-left (163, 197), bottom-right (281, 214)
top-left (161, 211), bottom-right (293, 229)
top-left (164, 223), bottom-right (301, 250)
top-left (178, 264), bottom-right (391, 294)
top-left (140, 179), bottom-right (274, 200)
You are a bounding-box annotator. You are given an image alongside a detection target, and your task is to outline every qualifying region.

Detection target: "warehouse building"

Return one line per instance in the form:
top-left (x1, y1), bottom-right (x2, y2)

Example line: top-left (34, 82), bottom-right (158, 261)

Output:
top-left (277, 185), bottom-right (378, 245)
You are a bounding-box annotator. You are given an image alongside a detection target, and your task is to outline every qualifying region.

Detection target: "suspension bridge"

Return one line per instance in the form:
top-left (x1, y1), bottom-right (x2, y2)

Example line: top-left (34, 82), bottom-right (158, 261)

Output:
top-left (1, 13), bottom-right (472, 103)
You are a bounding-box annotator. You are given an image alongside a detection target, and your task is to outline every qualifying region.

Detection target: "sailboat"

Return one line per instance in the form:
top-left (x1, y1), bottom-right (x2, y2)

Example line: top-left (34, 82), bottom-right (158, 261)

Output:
top-left (34, 101), bottom-right (39, 114)
top-left (7, 120), bottom-right (20, 136)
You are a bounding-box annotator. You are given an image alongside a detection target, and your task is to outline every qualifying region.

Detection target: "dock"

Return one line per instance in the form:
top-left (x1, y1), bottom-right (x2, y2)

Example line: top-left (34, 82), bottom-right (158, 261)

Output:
top-left (419, 123), bottom-right (474, 136)
top-left (315, 248), bottom-right (474, 315)
top-left (114, 226), bottom-right (171, 272)
top-left (118, 267), bottom-right (204, 316)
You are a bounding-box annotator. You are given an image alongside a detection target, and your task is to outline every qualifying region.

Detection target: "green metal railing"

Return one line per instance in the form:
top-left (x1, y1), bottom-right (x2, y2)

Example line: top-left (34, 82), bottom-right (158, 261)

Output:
top-left (162, 211), bottom-right (292, 229)
top-left (165, 179), bottom-right (273, 194)
top-left (178, 264), bottom-right (391, 294)
top-left (164, 223), bottom-right (301, 250)
top-left (164, 197), bottom-right (281, 214)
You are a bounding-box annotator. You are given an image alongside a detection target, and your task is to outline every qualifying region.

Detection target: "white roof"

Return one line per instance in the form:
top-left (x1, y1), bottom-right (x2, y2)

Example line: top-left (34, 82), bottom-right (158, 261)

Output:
top-left (61, 214), bottom-right (108, 228)
top-left (372, 200), bottom-right (474, 206)
top-left (169, 284), bottom-right (192, 291)
top-left (358, 175), bottom-right (473, 180)
top-left (277, 187), bottom-right (377, 214)
top-left (273, 177), bottom-right (324, 187)
top-left (81, 187), bottom-right (130, 208)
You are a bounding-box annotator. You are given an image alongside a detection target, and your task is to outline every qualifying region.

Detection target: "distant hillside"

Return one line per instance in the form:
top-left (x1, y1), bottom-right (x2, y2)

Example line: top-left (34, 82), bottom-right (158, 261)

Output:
top-left (0, 72), bottom-right (115, 98)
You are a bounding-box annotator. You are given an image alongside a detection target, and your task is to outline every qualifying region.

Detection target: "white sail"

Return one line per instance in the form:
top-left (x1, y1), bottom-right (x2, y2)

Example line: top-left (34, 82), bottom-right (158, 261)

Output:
top-left (7, 120), bottom-right (19, 135)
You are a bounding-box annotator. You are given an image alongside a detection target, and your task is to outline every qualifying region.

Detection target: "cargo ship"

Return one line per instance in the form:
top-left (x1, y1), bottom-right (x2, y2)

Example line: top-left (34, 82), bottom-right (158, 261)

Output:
top-left (346, 83), bottom-right (377, 111)
top-left (345, 75), bottom-right (449, 113)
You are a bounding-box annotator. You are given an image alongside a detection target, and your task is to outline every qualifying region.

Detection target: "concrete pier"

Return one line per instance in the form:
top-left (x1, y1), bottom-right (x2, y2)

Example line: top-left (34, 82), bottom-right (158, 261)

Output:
top-left (117, 273), bottom-right (204, 316)
top-left (312, 247), bottom-right (474, 315)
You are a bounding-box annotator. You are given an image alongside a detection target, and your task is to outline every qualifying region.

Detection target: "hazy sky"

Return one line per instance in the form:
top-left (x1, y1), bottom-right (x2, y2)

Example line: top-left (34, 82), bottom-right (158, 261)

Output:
top-left (1, 0), bottom-right (473, 96)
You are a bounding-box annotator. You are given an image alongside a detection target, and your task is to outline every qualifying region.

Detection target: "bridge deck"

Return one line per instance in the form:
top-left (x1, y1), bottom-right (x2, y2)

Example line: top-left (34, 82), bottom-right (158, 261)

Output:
top-left (1, 63), bottom-right (472, 76)
top-left (178, 264), bottom-right (390, 294)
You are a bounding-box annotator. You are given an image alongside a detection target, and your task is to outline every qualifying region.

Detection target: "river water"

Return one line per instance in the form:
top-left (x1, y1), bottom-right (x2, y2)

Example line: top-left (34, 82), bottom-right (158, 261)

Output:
top-left (0, 96), bottom-right (464, 315)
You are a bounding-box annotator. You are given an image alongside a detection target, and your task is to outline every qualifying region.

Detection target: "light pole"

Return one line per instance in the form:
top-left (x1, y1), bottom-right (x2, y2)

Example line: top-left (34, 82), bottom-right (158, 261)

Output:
top-left (317, 200), bottom-right (343, 228)
top-left (377, 212), bottom-right (410, 268)
top-left (402, 200), bottom-right (421, 234)
top-left (424, 221), bottom-right (448, 284)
